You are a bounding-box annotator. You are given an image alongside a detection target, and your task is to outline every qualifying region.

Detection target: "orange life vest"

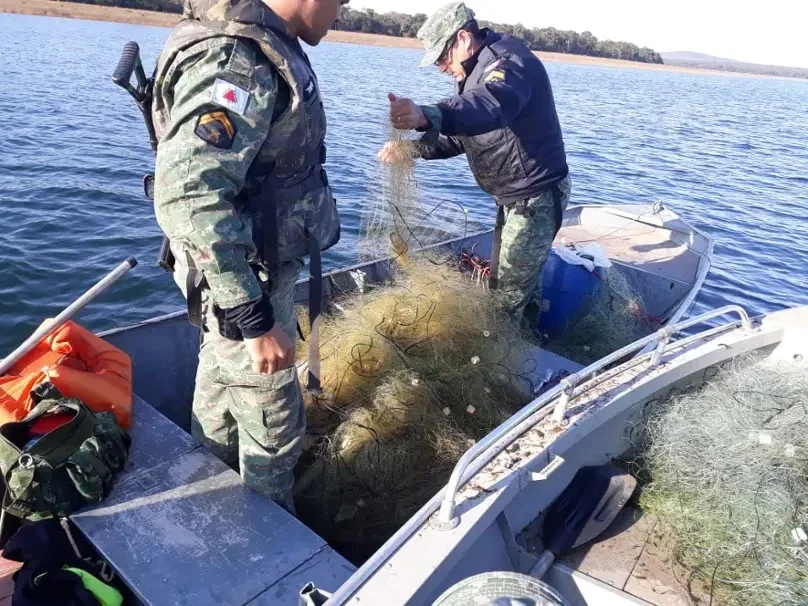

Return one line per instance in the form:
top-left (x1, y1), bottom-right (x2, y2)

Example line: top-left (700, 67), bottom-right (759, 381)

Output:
top-left (0, 320), bottom-right (132, 430)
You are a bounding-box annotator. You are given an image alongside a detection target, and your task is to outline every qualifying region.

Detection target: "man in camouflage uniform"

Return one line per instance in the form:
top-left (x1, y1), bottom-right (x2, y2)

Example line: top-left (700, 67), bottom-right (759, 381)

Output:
top-left (150, 0), bottom-right (346, 513)
top-left (379, 2), bottom-right (571, 324)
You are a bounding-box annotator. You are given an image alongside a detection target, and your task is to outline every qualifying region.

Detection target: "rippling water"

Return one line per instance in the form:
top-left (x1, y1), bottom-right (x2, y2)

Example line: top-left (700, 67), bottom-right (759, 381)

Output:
top-left (1, 13), bottom-right (807, 355)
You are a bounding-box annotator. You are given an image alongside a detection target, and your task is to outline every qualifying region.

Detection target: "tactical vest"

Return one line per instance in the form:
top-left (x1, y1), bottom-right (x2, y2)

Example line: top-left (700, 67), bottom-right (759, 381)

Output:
top-left (152, 1), bottom-right (340, 269)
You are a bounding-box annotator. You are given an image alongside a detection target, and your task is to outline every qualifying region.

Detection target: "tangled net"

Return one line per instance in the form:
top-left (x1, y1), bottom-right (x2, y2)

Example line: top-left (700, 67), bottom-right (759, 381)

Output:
top-left (542, 265), bottom-right (655, 366)
top-left (294, 256), bottom-right (537, 562)
top-left (358, 123), bottom-right (476, 265)
top-left (293, 122), bottom-right (538, 563)
top-left (636, 353), bottom-right (808, 606)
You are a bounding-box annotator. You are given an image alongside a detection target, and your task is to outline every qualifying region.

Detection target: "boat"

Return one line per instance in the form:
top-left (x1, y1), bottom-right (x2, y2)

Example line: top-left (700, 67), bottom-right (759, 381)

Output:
top-left (1, 200), bottom-right (714, 605)
top-left (316, 302), bottom-right (808, 606)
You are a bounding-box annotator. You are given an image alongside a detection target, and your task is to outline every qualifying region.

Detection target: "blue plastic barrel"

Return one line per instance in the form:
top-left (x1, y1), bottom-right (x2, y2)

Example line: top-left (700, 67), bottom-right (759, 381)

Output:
top-left (537, 248), bottom-right (601, 336)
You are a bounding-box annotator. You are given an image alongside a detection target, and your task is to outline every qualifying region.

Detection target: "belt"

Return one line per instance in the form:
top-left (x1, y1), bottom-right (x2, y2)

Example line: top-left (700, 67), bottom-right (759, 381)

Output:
top-left (254, 168), bottom-right (328, 268)
top-left (306, 231), bottom-right (323, 393)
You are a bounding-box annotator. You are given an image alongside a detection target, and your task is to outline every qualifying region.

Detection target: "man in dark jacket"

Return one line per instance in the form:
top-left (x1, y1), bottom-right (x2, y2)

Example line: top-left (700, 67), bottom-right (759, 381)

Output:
top-left (379, 1), bottom-right (571, 323)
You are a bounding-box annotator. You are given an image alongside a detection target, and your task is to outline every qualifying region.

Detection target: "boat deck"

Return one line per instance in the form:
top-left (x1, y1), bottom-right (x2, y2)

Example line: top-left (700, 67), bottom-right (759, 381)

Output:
top-left (557, 505), bottom-right (714, 606)
top-left (69, 395), bottom-right (356, 606)
top-left (556, 222), bottom-right (701, 286)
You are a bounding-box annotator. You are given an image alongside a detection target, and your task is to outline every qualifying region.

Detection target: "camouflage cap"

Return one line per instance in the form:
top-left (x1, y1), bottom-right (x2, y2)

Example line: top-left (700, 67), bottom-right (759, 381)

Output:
top-left (416, 2), bottom-right (475, 67)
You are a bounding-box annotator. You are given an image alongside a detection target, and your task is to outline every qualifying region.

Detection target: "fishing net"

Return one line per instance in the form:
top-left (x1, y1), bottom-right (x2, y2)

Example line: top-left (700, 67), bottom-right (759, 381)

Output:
top-left (359, 120), bottom-right (657, 371)
top-left (633, 353), bottom-right (808, 606)
top-left (357, 124), bottom-right (477, 264)
top-left (292, 124), bottom-right (539, 563)
top-left (294, 256), bottom-right (537, 563)
top-left (541, 265), bottom-right (654, 366)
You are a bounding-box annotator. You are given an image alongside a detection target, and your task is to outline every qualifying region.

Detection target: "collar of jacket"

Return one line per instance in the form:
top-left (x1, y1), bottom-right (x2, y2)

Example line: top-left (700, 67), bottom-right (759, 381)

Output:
top-left (183, 0), bottom-right (291, 36)
top-left (459, 29), bottom-right (501, 85)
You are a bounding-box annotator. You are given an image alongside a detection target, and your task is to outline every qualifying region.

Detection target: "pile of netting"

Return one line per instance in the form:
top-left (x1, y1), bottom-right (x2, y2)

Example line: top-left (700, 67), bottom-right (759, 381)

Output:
top-left (294, 255), bottom-right (537, 562)
top-left (293, 122), bottom-right (538, 563)
top-left (635, 353), bottom-right (808, 606)
top-left (357, 124), bottom-right (480, 265)
top-left (541, 264), bottom-right (656, 366)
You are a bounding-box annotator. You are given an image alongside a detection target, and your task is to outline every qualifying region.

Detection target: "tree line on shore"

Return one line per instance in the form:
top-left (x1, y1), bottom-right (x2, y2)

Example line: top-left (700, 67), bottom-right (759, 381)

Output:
top-left (61, 0), bottom-right (663, 64)
top-left (62, 0), bottom-right (182, 13)
top-left (334, 8), bottom-right (663, 64)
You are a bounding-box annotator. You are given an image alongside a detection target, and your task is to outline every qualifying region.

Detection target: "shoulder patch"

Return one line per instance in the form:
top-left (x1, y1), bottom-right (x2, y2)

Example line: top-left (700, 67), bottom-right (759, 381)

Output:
top-left (194, 110), bottom-right (236, 149)
top-left (211, 78), bottom-right (250, 116)
top-left (485, 69), bottom-right (506, 83)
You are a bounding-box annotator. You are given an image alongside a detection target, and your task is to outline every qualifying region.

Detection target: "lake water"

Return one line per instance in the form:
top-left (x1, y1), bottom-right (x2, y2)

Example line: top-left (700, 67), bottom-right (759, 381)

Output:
top-left (1, 13), bottom-right (807, 355)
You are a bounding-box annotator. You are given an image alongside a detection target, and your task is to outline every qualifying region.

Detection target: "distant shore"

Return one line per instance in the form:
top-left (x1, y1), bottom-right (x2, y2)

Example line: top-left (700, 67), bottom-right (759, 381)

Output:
top-left (0, 0), bottom-right (792, 80)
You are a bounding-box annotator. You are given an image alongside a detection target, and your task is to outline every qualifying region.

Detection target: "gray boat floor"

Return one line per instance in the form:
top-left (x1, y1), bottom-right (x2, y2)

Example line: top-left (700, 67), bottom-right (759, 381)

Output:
top-left (557, 505), bottom-right (715, 606)
top-left (70, 395), bottom-right (356, 606)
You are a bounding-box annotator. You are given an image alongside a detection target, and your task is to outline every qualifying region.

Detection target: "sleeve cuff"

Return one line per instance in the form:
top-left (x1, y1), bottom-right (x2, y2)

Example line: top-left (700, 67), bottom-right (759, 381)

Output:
top-left (416, 130), bottom-right (440, 158)
top-left (222, 292), bottom-right (275, 339)
top-left (417, 104), bottom-right (443, 133)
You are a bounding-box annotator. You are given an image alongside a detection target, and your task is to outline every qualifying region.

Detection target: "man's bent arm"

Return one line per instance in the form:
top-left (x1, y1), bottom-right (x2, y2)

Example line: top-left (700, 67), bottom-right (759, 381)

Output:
top-left (154, 40), bottom-right (279, 332)
top-left (416, 130), bottom-right (465, 160)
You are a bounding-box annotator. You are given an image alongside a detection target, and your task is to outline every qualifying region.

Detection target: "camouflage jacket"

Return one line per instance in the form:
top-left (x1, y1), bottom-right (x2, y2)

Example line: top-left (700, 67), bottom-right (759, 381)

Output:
top-left (151, 0), bottom-right (340, 310)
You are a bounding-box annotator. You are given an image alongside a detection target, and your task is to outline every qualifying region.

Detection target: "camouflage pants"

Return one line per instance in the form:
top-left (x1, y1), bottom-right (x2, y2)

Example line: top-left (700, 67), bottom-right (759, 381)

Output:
top-left (494, 175), bottom-right (572, 321)
top-left (172, 251), bottom-right (305, 514)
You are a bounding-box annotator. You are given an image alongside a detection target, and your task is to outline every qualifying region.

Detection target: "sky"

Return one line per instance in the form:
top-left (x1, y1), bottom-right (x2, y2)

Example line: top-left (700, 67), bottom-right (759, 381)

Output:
top-left (349, 0), bottom-right (808, 69)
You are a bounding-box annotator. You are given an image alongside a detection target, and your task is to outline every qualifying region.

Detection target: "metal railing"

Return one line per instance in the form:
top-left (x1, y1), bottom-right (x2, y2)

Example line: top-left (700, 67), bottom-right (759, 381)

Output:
top-left (437, 304), bottom-right (751, 527)
top-left (325, 304), bottom-right (753, 605)
top-left (638, 228), bottom-right (714, 356)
